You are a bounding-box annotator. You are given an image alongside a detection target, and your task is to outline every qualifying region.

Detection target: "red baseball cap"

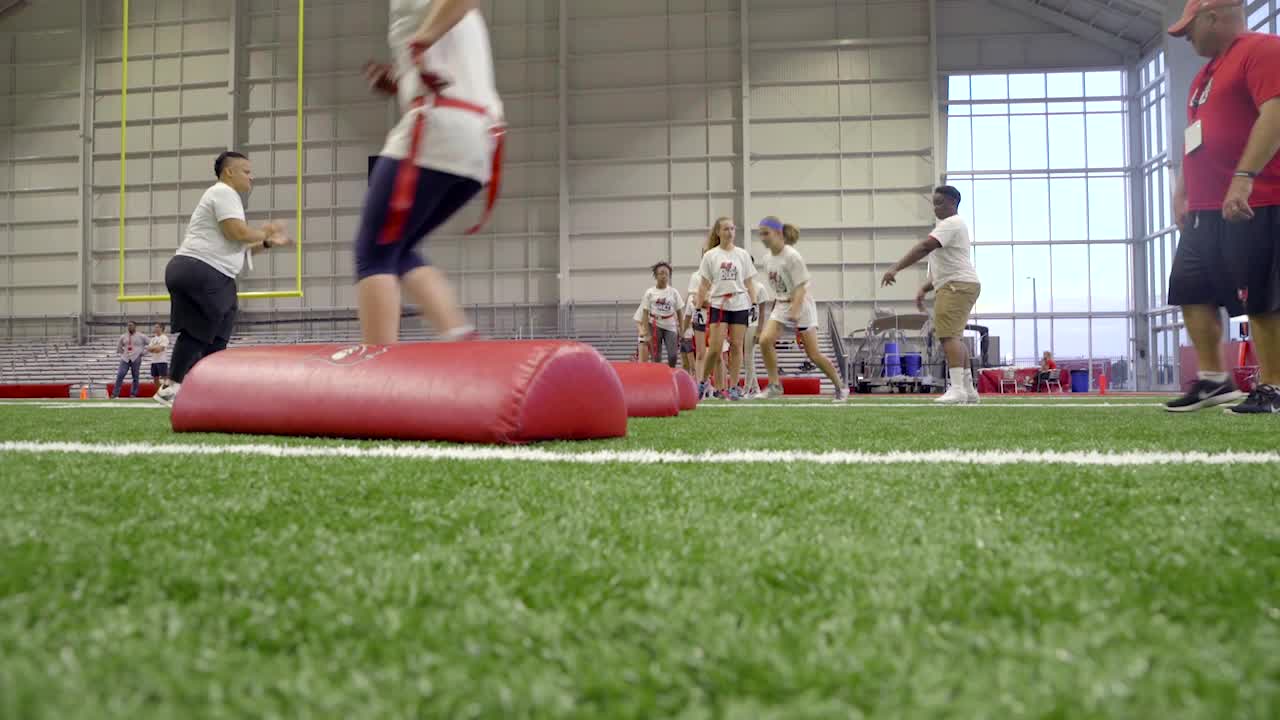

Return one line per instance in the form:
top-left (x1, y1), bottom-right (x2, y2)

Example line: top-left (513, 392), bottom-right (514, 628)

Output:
top-left (1168, 0), bottom-right (1242, 37)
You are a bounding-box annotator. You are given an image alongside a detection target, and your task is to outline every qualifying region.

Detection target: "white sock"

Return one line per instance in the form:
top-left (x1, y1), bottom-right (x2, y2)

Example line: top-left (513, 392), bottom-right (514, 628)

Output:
top-left (1198, 371), bottom-right (1229, 383)
top-left (963, 368), bottom-right (976, 390)
top-left (949, 368), bottom-right (966, 389)
top-left (441, 325), bottom-right (475, 342)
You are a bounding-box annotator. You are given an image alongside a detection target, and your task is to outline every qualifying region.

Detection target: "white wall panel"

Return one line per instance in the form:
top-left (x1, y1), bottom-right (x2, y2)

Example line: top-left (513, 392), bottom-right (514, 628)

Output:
top-left (937, 0), bottom-right (1129, 72)
top-left (748, 0), bottom-right (935, 334)
top-left (0, 0), bottom-right (82, 333)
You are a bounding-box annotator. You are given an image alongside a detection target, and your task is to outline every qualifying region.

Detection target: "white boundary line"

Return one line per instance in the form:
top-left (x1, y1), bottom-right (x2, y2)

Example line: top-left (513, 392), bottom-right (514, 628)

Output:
top-left (699, 402), bottom-right (1165, 409)
top-left (0, 401), bottom-right (166, 410)
top-left (0, 441), bottom-right (1275, 466)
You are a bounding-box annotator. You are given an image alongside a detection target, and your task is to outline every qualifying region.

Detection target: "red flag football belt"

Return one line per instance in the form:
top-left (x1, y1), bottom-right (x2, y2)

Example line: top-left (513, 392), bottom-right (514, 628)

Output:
top-left (380, 52), bottom-right (505, 245)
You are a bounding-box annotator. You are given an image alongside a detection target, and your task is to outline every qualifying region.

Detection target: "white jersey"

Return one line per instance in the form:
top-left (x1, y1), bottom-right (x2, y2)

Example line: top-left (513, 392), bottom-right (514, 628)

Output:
top-left (382, 2), bottom-right (504, 183)
top-left (697, 245), bottom-right (756, 312)
top-left (766, 245), bottom-right (818, 330)
top-left (764, 245), bottom-right (811, 303)
top-left (147, 333), bottom-right (169, 366)
top-left (927, 214), bottom-right (980, 289)
top-left (641, 286), bottom-right (682, 332)
top-left (175, 182), bottom-right (249, 279)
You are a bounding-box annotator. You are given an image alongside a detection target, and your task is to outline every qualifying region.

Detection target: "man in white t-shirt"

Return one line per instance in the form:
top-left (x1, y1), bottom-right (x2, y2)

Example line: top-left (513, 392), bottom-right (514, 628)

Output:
top-left (881, 185), bottom-right (982, 404)
top-left (155, 151), bottom-right (292, 407)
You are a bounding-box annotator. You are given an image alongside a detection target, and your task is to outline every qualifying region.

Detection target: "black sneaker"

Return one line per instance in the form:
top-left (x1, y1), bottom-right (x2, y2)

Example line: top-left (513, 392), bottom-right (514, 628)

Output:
top-left (1164, 378), bottom-right (1245, 413)
top-left (1226, 385), bottom-right (1280, 415)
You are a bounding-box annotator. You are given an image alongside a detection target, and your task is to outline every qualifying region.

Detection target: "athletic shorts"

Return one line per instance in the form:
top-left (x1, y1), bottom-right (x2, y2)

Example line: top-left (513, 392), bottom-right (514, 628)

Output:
top-left (353, 156), bottom-right (481, 280)
top-left (165, 255), bottom-right (237, 345)
top-left (769, 297), bottom-right (818, 331)
top-left (680, 338), bottom-right (695, 353)
top-left (1169, 207), bottom-right (1280, 317)
top-left (707, 307), bottom-right (750, 326)
top-left (934, 281), bottom-right (981, 338)
top-left (150, 363), bottom-right (169, 378)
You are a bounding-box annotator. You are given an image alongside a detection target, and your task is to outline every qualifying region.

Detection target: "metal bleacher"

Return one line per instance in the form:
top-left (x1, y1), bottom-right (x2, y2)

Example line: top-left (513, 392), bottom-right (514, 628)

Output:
top-left (0, 327), bottom-right (842, 395)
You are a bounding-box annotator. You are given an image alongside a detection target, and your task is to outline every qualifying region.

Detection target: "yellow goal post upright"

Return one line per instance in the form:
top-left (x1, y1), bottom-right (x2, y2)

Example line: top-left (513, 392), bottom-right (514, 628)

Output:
top-left (116, 0), bottom-right (305, 303)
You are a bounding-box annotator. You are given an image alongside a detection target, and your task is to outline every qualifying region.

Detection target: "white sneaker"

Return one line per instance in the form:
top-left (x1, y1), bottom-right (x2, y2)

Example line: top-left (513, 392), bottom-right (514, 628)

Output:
top-left (964, 385), bottom-right (980, 404)
top-left (757, 383), bottom-right (784, 400)
top-left (153, 382), bottom-right (179, 407)
top-left (934, 386), bottom-right (968, 405)
top-left (832, 387), bottom-right (849, 404)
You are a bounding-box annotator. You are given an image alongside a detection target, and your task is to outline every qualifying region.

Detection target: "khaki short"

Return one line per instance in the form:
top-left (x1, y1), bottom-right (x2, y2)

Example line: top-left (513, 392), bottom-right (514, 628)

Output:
top-left (933, 281), bottom-right (980, 338)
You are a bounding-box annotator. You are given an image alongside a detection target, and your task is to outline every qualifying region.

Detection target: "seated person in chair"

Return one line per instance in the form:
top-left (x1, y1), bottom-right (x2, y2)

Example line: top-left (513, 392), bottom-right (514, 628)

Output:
top-left (1029, 351), bottom-right (1057, 391)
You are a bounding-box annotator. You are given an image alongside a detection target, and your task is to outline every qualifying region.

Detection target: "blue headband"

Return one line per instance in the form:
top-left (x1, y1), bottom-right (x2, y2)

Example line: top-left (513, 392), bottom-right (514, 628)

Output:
top-left (759, 218), bottom-right (783, 232)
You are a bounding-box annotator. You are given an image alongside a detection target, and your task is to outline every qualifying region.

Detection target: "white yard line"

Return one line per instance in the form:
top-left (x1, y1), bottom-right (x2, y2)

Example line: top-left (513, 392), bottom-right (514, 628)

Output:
top-left (698, 402), bottom-right (1166, 408)
top-left (0, 441), bottom-right (1275, 466)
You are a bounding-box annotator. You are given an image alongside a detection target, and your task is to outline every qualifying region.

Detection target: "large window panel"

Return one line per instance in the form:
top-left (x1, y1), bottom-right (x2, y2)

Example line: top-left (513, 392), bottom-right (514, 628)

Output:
top-left (1092, 318), bottom-right (1130, 360)
top-left (1053, 318), bottom-right (1090, 359)
top-left (1013, 244), bottom-right (1050, 314)
top-left (1091, 244), bottom-right (1131, 312)
top-left (947, 116), bottom-right (972, 171)
top-left (1088, 176), bottom-right (1128, 239)
top-left (1009, 115), bottom-right (1048, 169)
top-left (974, 245), bottom-right (1013, 314)
top-left (1051, 244), bottom-right (1089, 313)
top-left (946, 70), bottom-right (1134, 375)
top-left (1011, 177), bottom-right (1051, 242)
top-left (1047, 115), bottom-right (1086, 168)
top-left (1085, 113), bottom-right (1125, 168)
top-left (971, 116), bottom-right (1011, 171)
top-left (1049, 177), bottom-right (1088, 241)
top-left (971, 178), bottom-right (1012, 242)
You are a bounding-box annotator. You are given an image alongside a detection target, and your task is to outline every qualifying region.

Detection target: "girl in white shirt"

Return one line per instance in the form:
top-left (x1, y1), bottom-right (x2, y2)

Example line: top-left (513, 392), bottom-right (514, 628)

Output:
top-left (354, 0), bottom-right (504, 345)
top-left (640, 262), bottom-right (684, 368)
top-left (756, 216), bottom-right (847, 402)
top-left (696, 217), bottom-right (757, 400)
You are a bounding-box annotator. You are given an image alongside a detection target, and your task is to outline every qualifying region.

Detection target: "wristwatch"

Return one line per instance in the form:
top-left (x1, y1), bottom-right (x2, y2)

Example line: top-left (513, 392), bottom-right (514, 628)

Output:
top-left (262, 238), bottom-right (271, 249)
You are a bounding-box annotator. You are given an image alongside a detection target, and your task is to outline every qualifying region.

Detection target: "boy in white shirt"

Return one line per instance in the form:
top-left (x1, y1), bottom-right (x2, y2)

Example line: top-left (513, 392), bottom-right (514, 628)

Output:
top-left (881, 185), bottom-right (982, 405)
top-left (147, 323), bottom-right (171, 390)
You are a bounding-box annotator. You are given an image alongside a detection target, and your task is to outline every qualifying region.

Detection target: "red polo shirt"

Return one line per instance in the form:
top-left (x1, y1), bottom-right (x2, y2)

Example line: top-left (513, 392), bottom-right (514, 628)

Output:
top-left (1184, 32), bottom-right (1280, 210)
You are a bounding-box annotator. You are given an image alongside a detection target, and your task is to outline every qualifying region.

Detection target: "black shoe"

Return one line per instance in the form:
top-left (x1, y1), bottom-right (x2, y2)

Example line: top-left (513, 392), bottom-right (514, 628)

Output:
top-left (1164, 378), bottom-right (1245, 413)
top-left (1226, 385), bottom-right (1280, 415)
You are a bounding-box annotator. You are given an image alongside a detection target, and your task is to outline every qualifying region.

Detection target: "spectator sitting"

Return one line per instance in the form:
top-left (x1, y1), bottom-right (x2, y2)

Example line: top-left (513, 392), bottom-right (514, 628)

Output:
top-left (147, 323), bottom-right (171, 390)
top-left (112, 321), bottom-right (148, 399)
top-left (1029, 351), bottom-right (1058, 391)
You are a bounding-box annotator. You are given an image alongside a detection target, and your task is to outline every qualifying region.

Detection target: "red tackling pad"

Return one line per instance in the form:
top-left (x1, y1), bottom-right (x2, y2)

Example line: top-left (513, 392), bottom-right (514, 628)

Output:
top-left (171, 341), bottom-right (628, 444)
top-left (610, 362), bottom-right (682, 418)
top-left (672, 368), bottom-right (698, 411)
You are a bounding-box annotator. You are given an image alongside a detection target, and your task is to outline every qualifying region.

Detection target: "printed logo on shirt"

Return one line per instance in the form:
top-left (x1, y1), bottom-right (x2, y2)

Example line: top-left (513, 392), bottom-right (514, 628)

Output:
top-left (769, 270), bottom-right (788, 296)
top-left (718, 262), bottom-right (739, 282)
top-left (653, 297), bottom-right (674, 314)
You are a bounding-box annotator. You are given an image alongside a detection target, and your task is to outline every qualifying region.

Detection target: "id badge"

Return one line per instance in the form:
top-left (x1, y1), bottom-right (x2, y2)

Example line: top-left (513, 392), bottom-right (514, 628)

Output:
top-left (1185, 120), bottom-right (1203, 154)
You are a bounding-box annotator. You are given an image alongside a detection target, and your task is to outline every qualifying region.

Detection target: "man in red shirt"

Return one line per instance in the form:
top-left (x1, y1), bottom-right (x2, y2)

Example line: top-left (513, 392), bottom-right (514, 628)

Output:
top-left (1165, 0), bottom-right (1280, 414)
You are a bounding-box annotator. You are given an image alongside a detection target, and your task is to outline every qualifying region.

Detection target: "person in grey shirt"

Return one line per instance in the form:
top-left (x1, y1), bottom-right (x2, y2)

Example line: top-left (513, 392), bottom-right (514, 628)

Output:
top-left (111, 321), bottom-right (149, 399)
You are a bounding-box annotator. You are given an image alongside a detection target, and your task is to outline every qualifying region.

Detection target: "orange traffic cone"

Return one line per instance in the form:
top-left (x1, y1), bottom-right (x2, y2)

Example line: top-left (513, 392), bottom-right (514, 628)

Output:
top-left (1098, 374), bottom-right (1108, 395)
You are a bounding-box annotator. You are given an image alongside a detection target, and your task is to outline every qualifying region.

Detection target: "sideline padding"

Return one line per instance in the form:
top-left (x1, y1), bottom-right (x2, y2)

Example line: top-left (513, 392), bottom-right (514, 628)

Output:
top-left (673, 369), bottom-right (698, 411)
top-left (172, 341), bottom-right (628, 444)
top-left (610, 362), bottom-right (681, 418)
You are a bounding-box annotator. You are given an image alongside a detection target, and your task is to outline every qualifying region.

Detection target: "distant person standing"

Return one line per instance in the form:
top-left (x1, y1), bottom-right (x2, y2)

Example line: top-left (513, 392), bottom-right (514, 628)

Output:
top-left (1164, 0), bottom-right (1280, 414)
top-left (147, 323), bottom-right (170, 389)
top-left (111, 321), bottom-right (147, 399)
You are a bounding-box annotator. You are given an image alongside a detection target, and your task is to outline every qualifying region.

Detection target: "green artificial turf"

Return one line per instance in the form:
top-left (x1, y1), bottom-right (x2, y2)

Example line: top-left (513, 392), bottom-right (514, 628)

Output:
top-left (0, 400), bottom-right (1278, 719)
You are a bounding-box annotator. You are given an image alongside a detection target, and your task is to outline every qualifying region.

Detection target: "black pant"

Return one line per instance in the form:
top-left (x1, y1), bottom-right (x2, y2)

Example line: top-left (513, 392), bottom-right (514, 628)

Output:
top-left (650, 327), bottom-right (679, 367)
top-left (169, 333), bottom-right (228, 384)
top-left (112, 358), bottom-right (141, 397)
